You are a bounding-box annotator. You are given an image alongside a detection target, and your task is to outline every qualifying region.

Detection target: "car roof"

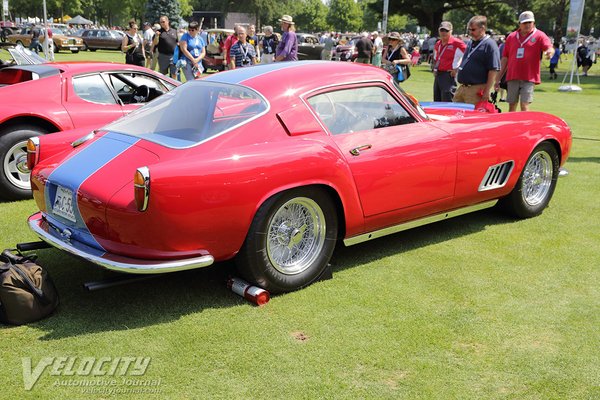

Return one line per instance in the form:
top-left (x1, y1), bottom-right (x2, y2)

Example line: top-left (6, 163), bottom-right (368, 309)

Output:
top-left (204, 60), bottom-right (391, 104)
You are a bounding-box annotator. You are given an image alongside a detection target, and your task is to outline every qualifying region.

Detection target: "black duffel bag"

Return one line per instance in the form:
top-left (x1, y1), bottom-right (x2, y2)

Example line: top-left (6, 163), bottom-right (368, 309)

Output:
top-left (0, 249), bottom-right (59, 325)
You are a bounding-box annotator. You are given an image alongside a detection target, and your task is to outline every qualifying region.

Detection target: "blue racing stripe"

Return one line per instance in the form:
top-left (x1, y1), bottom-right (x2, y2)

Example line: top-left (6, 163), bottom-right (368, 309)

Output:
top-left (44, 131), bottom-right (138, 250)
top-left (204, 60), bottom-right (331, 85)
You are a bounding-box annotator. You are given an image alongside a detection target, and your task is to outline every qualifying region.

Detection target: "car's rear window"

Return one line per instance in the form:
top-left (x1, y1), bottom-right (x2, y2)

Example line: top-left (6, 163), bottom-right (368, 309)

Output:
top-left (104, 81), bottom-right (268, 148)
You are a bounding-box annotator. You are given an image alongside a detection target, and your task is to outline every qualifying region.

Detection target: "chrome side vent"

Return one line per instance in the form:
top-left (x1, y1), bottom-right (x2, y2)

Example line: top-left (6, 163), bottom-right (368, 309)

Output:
top-left (479, 161), bottom-right (514, 191)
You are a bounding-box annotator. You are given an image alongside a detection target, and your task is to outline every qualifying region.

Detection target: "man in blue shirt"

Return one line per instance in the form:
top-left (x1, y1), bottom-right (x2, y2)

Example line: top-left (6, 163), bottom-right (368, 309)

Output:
top-left (454, 15), bottom-right (500, 105)
top-left (229, 26), bottom-right (258, 69)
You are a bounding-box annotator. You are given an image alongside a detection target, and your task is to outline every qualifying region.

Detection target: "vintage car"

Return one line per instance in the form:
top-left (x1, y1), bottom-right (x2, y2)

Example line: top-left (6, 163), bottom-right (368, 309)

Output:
top-left (0, 43), bottom-right (46, 68)
top-left (202, 28), bottom-right (234, 72)
top-left (80, 29), bottom-right (124, 51)
top-left (26, 61), bottom-right (571, 294)
top-left (332, 35), bottom-right (361, 61)
top-left (297, 33), bottom-right (324, 60)
top-left (0, 62), bottom-right (179, 201)
top-left (7, 26), bottom-right (85, 53)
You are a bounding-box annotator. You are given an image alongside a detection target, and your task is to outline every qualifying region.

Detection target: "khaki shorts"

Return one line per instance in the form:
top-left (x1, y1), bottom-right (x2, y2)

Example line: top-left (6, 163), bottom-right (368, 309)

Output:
top-left (453, 83), bottom-right (487, 105)
top-left (507, 80), bottom-right (535, 104)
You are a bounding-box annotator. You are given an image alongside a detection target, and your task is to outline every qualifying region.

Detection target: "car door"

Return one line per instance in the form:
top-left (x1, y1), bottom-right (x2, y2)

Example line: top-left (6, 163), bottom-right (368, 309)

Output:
top-left (307, 84), bottom-right (457, 218)
top-left (65, 73), bottom-right (126, 127)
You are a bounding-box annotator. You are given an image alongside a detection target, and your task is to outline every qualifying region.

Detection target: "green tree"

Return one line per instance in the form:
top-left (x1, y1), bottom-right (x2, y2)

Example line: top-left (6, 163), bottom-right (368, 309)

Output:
top-left (327, 0), bottom-right (362, 32)
top-left (292, 0), bottom-right (329, 32)
top-left (145, 0), bottom-right (181, 28)
top-left (369, 0), bottom-right (522, 33)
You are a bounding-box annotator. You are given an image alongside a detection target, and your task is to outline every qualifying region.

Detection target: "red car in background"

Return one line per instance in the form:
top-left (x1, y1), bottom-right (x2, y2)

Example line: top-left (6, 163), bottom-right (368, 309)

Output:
top-left (26, 61), bottom-right (571, 294)
top-left (0, 62), bottom-right (178, 200)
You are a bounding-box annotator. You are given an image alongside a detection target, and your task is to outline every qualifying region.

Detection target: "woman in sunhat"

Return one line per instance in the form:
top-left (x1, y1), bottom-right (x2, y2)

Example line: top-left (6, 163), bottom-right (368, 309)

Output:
top-left (275, 15), bottom-right (298, 61)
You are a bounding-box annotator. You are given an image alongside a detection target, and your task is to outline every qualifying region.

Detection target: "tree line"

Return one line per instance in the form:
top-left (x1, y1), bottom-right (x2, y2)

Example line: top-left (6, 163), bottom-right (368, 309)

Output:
top-left (8, 0), bottom-right (600, 42)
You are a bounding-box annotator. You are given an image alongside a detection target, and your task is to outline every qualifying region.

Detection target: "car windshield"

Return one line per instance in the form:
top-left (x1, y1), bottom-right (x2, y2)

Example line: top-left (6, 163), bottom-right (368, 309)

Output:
top-left (104, 81), bottom-right (268, 148)
top-left (3, 44), bottom-right (46, 65)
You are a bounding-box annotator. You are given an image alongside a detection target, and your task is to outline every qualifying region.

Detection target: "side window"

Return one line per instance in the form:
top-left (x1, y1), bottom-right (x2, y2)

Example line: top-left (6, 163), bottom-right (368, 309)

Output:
top-left (107, 72), bottom-right (175, 104)
top-left (73, 74), bottom-right (117, 105)
top-left (307, 86), bottom-right (415, 135)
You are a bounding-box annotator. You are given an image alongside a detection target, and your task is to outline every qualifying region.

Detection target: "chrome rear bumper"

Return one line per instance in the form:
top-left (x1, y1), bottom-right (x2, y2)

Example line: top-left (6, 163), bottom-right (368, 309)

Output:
top-left (28, 212), bottom-right (214, 274)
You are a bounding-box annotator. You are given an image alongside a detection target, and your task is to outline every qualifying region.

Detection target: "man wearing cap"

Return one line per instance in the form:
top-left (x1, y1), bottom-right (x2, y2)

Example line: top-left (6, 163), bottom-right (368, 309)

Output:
top-left (142, 22), bottom-right (154, 69)
top-left (454, 15), bottom-right (500, 105)
top-left (496, 11), bottom-right (553, 112)
top-left (433, 21), bottom-right (466, 101)
top-left (371, 31), bottom-right (383, 67)
top-left (275, 15), bottom-right (298, 62)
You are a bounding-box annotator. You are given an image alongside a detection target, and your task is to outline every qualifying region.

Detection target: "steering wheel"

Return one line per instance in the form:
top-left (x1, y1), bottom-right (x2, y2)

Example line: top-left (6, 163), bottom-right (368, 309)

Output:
top-left (132, 85), bottom-right (150, 103)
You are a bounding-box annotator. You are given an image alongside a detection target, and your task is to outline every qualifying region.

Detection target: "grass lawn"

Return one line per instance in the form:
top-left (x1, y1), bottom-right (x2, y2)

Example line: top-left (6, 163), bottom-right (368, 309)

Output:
top-left (1, 51), bottom-right (599, 399)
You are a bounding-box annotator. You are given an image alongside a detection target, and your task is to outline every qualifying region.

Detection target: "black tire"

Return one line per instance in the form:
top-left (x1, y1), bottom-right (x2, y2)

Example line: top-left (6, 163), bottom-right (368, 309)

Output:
top-left (90, 48), bottom-right (97, 52)
top-left (71, 49), bottom-right (79, 54)
top-left (236, 188), bottom-right (338, 294)
top-left (500, 142), bottom-right (559, 218)
top-left (81, 43), bottom-right (88, 51)
top-left (0, 126), bottom-right (47, 201)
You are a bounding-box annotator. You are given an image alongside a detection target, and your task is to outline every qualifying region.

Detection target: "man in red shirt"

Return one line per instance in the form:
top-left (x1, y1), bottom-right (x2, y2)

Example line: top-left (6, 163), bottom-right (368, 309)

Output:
top-left (224, 25), bottom-right (240, 69)
top-left (433, 21), bottom-right (466, 101)
top-left (496, 11), bottom-right (554, 112)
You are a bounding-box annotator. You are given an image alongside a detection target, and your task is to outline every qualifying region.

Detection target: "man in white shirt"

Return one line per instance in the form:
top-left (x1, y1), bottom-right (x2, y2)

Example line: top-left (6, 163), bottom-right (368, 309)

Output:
top-left (371, 31), bottom-right (383, 67)
top-left (142, 22), bottom-right (155, 69)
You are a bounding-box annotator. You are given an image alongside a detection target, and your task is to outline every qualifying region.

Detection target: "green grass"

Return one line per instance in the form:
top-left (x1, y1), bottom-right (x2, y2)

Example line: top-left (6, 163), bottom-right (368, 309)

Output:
top-left (1, 52), bottom-right (599, 399)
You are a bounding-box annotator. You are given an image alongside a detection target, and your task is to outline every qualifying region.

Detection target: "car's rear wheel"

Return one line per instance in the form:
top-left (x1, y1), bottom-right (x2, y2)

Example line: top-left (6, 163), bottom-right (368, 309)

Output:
top-left (501, 142), bottom-right (559, 218)
top-left (71, 49), bottom-right (79, 53)
top-left (0, 126), bottom-right (47, 201)
top-left (236, 188), bottom-right (338, 293)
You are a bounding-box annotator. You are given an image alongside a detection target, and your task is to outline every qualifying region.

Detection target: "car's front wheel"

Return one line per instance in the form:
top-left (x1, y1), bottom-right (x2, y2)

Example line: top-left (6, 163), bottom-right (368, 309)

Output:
top-left (0, 126), bottom-right (46, 201)
top-left (236, 188), bottom-right (338, 293)
top-left (501, 142), bottom-right (559, 218)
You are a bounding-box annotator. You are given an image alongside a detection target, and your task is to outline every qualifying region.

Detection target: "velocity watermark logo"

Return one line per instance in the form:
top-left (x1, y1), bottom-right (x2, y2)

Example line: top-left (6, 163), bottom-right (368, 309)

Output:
top-left (22, 356), bottom-right (157, 392)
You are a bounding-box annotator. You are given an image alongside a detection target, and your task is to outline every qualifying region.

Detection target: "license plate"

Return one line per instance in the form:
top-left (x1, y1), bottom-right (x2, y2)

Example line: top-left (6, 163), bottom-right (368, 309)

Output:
top-left (69, 47), bottom-right (78, 51)
top-left (53, 186), bottom-right (76, 222)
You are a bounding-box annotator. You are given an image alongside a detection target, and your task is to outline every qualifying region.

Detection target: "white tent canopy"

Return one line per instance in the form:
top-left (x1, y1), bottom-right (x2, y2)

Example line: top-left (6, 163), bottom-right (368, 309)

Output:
top-left (66, 15), bottom-right (93, 25)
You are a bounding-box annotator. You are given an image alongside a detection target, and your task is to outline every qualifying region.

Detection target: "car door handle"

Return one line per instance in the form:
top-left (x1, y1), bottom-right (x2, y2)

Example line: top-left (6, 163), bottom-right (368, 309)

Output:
top-left (349, 144), bottom-right (372, 156)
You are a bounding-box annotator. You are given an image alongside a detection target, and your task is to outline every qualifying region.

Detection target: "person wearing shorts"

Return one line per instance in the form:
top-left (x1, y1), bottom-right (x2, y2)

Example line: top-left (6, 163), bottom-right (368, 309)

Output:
top-left (496, 11), bottom-right (553, 112)
top-left (506, 80), bottom-right (534, 105)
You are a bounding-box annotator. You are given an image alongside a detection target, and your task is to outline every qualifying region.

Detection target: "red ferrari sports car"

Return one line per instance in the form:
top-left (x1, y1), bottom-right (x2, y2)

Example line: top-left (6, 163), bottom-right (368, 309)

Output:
top-left (27, 61), bottom-right (571, 293)
top-left (0, 62), bottom-right (178, 200)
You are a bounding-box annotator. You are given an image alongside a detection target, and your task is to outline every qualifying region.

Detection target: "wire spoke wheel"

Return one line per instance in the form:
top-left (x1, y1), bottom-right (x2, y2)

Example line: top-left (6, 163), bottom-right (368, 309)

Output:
top-left (266, 197), bottom-right (327, 275)
top-left (521, 150), bottom-right (553, 207)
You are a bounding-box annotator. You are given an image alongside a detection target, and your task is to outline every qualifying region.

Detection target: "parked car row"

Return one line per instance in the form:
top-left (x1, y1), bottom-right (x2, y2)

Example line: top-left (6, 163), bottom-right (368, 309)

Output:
top-left (7, 26), bottom-right (84, 53)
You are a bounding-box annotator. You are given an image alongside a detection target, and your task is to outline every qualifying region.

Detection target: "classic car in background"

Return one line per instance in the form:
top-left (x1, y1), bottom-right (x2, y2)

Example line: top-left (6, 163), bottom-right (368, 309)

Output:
top-left (202, 28), bottom-right (233, 72)
top-left (0, 43), bottom-right (46, 68)
top-left (80, 29), bottom-right (124, 51)
top-left (7, 26), bottom-right (84, 53)
top-left (332, 35), bottom-right (361, 61)
top-left (0, 62), bottom-right (178, 200)
top-left (296, 33), bottom-right (324, 60)
top-left (26, 61), bottom-right (571, 294)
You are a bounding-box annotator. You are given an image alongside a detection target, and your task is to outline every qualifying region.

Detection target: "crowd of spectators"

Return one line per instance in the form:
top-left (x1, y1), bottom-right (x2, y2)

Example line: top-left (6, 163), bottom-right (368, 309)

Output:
top-left (65, 11), bottom-right (597, 105)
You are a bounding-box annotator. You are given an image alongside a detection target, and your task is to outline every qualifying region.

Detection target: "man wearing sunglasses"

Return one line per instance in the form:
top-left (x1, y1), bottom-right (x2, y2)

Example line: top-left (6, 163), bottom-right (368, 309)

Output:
top-left (433, 21), bottom-right (466, 101)
top-left (496, 11), bottom-right (554, 112)
top-left (454, 16), bottom-right (500, 105)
